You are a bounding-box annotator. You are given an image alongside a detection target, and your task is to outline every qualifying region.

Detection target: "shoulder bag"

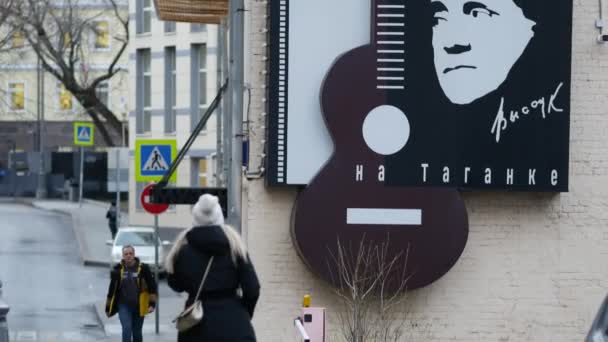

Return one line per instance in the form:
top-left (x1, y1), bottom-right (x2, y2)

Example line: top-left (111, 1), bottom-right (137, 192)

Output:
top-left (173, 256), bottom-right (214, 332)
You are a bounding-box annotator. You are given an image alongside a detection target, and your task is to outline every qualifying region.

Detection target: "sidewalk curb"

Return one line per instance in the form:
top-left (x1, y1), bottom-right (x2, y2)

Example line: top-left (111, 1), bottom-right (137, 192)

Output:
top-left (85, 259), bottom-right (111, 267)
top-left (30, 200), bottom-right (110, 268)
top-left (93, 301), bottom-right (110, 336)
top-left (83, 198), bottom-right (128, 215)
top-left (83, 198), bottom-right (110, 208)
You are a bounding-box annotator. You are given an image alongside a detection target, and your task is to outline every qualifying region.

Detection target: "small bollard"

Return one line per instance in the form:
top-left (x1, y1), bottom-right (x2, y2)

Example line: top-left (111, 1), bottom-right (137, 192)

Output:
top-left (0, 280), bottom-right (10, 342)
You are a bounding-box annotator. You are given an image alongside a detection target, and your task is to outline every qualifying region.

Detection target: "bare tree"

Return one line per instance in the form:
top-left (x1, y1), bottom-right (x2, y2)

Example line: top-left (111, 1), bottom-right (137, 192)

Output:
top-left (0, 0), bottom-right (17, 50)
top-left (0, 0), bottom-right (128, 146)
top-left (328, 236), bottom-right (413, 342)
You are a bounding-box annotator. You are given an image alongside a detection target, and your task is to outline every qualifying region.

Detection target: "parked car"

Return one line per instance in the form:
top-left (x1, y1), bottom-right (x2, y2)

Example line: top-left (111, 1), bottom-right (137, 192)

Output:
top-left (107, 226), bottom-right (171, 272)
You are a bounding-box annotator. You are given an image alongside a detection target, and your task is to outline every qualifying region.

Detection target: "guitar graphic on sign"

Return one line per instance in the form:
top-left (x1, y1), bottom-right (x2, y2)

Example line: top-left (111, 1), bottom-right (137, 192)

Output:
top-left (291, 0), bottom-right (469, 290)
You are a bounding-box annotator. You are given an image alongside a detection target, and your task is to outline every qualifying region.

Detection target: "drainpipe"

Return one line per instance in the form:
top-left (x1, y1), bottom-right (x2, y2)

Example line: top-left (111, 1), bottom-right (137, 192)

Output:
top-left (227, 0), bottom-right (245, 232)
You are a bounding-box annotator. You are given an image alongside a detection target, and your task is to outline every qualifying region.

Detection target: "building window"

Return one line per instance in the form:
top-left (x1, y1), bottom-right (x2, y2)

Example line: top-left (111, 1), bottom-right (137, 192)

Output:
top-left (137, 49), bottom-right (152, 133)
top-left (198, 45), bottom-right (208, 132)
top-left (191, 158), bottom-right (210, 187)
top-left (137, 0), bottom-right (152, 34)
top-left (11, 30), bottom-right (24, 48)
top-left (198, 159), bottom-right (208, 186)
top-left (191, 23), bottom-right (206, 32)
top-left (8, 82), bottom-right (25, 111)
top-left (165, 47), bottom-right (176, 133)
top-left (57, 83), bottom-right (73, 111)
top-left (136, 181), bottom-right (145, 211)
top-left (191, 44), bottom-right (208, 132)
top-left (96, 81), bottom-right (109, 108)
top-left (94, 20), bottom-right (109, 50)
top-left (62, 31), bottom-right (72, 49)
top-left (143, 50), bottom-right (152, 132)
top-left (164, 21), bottom-right (176, 33)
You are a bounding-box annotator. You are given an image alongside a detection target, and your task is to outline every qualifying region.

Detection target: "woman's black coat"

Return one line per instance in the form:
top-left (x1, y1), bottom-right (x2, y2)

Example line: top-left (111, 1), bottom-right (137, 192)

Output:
top-left (167, 225), bottom-right (260, 342)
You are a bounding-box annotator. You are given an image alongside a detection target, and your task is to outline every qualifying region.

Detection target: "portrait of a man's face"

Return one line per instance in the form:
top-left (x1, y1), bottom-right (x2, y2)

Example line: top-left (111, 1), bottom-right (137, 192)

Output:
top-left (431, 0), bottom-right (536, 105)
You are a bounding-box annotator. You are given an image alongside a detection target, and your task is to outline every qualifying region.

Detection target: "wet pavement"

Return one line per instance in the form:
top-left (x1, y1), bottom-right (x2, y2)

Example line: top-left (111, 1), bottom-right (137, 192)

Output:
top-left (0, 203), bottom-right (107, 341)
top-left (0, 202), bottom-right (183, 341)
top-left (30, 199), bottom-right (185, 338)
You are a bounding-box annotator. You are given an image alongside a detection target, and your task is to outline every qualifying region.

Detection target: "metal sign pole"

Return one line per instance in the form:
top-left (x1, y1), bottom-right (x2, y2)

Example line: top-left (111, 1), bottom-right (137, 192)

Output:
top-left (79, 146), bottom-right (84, 207)
top-left (154, 213), bottom-right (159, 335)
top-left (115, 149), bottom-right (121, 226)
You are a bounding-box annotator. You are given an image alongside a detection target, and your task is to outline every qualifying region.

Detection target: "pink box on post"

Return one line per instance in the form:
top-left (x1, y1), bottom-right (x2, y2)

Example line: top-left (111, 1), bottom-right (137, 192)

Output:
top-left (301, 307), bottom-right (325, 342)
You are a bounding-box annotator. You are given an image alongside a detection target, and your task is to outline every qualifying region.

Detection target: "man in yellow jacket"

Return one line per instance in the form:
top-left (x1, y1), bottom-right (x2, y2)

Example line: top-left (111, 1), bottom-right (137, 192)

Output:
top-left (105, 245), bottom-right (158, 342)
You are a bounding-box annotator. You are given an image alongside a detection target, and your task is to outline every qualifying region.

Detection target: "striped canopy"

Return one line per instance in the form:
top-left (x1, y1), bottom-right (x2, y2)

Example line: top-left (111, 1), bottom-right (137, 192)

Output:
top-left (154, 0), bottom-right (228, 24)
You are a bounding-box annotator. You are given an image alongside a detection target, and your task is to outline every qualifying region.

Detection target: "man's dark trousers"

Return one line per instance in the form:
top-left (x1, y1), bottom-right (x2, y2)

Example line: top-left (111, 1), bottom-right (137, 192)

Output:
top-left (110, 223), bottom-right (117, 239)
top-left (118, 303), bottom-right (144, 342)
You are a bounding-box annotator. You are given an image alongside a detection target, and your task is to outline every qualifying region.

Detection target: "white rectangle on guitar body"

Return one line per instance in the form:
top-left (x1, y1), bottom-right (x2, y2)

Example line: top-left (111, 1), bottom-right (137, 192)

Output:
top-left (346, 208), bottom-right (422, 225)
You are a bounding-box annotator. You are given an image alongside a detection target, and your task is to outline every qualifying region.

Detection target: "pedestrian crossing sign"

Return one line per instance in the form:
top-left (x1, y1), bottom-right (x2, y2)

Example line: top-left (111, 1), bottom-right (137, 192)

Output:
top-left (73, 122), bottom-right (94, 146)
top-left (135, 139), bottom-right (177, 182)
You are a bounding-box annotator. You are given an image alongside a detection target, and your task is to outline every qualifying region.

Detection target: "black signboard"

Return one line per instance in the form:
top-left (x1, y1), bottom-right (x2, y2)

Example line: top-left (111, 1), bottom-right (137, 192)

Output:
top-left (267, 0), bottom-right (573, 191)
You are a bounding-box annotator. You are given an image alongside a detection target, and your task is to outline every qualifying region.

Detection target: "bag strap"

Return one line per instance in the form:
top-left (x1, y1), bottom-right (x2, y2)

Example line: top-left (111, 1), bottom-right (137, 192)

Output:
top-left (193, 256), bottom-right (214, 302)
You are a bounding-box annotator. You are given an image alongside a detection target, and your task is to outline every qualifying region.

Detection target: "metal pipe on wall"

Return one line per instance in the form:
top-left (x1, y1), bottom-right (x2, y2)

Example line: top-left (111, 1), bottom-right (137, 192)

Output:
top-left (222, 18), bottom-right (231, 194)
top-left (216, 22), bottom-right (225, 187)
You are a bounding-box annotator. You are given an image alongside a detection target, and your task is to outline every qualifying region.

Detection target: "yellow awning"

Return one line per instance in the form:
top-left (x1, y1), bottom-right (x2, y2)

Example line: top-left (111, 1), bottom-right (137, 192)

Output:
top-left (154, 0), bottom-right (228, 24)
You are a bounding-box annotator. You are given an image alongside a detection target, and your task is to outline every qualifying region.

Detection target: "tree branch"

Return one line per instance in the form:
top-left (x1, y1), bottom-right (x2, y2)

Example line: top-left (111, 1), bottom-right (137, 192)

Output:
top-left (0, 0), bottom-right (129, 146)
top-left (91, 0), bottom-right (128, 91)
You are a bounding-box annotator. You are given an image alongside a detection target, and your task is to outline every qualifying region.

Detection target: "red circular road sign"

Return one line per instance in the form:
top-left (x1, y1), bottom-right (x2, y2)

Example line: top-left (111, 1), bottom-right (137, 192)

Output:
top-left (140, 184), bottom-right (169, 215)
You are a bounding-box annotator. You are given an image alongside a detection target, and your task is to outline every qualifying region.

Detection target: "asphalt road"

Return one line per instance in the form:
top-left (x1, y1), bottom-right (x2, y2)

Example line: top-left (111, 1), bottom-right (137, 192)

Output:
top-left (0, 203), bottom-right (107, 341)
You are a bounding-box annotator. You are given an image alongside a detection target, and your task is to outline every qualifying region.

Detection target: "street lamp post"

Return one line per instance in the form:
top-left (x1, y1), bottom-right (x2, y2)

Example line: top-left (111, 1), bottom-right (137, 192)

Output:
top-left (5, 140), bottom-right (16, 200)
top-left (35, 51), bottom-right (46, 199)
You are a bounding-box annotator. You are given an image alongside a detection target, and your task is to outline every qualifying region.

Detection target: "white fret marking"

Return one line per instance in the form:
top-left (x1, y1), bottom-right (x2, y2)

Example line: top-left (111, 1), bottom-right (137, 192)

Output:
top-left (378, 50), bottom-right (404, 53)
top-left (378, 76), bottom-right (405, 80)
top-left (378, 58), bottom-right (405, 62)
top-left (378, 41), bottom-right (405, 45)
top-left (378, 22), bottom-right (405, 26)
top-left (377, 85), bottom-right (405, 89)
top-left (378, 13), bottom-right (405, 18)
top-left (377, 4), bottom-right (405, 8)
top-left (377, 32), bottom-right (405, 36)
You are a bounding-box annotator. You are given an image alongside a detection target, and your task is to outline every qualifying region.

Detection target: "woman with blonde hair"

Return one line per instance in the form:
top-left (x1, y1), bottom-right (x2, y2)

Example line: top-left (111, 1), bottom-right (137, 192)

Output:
top-left (166, 194), bottom-right (260, 341)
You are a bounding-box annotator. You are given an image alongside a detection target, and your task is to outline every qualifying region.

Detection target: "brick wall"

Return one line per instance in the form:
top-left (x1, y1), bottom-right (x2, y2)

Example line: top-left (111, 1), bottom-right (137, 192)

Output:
top-left (244, 1), bottom-right (608, 341)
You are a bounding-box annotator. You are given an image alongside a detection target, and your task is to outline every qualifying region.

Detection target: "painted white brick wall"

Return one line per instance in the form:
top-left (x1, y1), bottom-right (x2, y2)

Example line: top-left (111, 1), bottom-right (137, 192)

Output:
top-left (244, 1), bottom-right (608, 341)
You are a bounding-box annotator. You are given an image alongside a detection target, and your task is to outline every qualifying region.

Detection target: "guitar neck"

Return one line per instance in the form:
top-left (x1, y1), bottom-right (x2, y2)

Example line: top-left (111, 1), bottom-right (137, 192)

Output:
top-left (373, 0), bottom-right (406, 90)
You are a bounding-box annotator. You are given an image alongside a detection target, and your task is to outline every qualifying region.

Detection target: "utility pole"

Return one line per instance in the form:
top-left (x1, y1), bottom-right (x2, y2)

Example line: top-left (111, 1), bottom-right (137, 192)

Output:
top-left (36, 53), bottom-right (47, 199)
top-left (216, 22), bottom-right (225, 187)
top-left (222, 18), bottom-right (231, 192)
top-left (227, 0), bottom-right (244, 232)
top-left (6, 140), bottom-right (16, 201)
top-left (115, 148), bottom-right (121, 227)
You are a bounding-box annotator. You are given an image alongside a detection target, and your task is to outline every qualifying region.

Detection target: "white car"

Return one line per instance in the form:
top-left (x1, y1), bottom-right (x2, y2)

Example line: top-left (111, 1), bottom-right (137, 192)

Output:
top-left (107, 226), bottom-right (172, 272)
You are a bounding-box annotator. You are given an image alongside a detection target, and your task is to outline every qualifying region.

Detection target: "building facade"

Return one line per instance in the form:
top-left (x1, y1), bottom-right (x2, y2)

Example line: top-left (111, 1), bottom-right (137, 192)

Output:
top-left (128, 0), bottom-right (220, 226)
top-left (0, 0), bottom-right (129, 171)
top-left (241, 1), bottom-right (608, 341)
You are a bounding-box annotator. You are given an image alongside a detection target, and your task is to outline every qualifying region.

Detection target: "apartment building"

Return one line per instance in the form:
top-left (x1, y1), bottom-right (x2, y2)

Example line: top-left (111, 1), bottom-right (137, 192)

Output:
top-left (0, 0), bottom-right (129, 171)
top-left (128, 0), bottom-right (220, 227)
